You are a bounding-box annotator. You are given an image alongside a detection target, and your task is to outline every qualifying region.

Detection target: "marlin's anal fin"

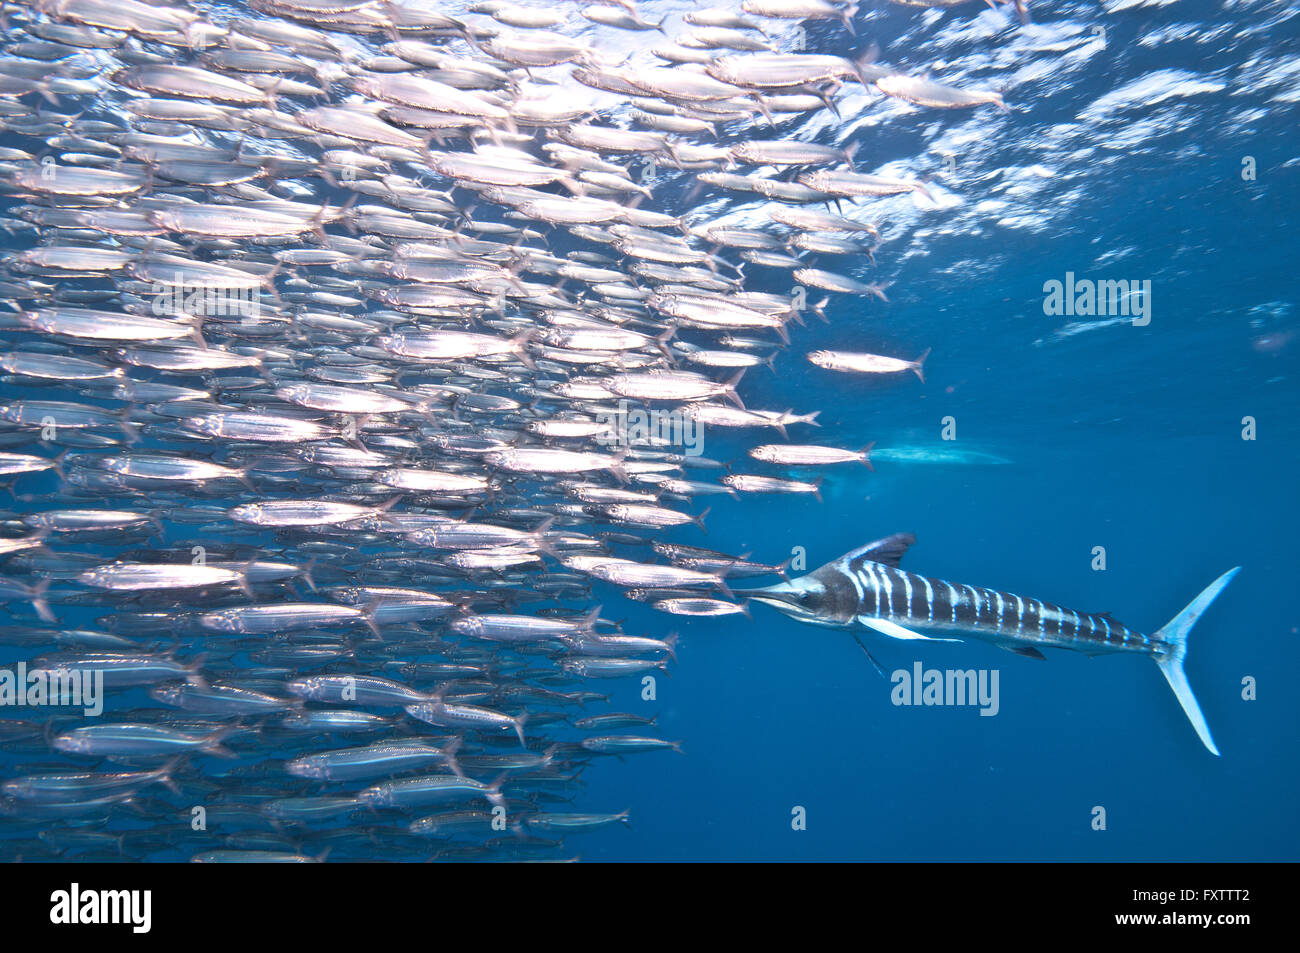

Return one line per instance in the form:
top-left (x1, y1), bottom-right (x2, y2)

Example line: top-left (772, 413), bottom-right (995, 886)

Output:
top-left (858, 615), bottom-right (958, 642)
top-left (1009, 646), bottom-right (1046, 660)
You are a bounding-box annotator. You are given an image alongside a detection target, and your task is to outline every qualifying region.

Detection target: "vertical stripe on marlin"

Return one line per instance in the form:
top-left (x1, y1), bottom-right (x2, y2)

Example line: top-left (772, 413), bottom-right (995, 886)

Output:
top-left (868, 569), bottom-right (884, 617)
top-left (1014, 594), bottom-right (1025, 635)
top-left (859, 563), bottom-right (878, 612)
top-left (845, 561), bottom-right (866, 604)
top-left (867, 564), bottom-right (885, 617)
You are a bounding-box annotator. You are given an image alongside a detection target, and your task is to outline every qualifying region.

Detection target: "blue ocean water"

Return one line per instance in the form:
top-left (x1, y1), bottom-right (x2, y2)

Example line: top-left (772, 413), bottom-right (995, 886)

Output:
top-left (0, 0), bottom-right (1296, 862)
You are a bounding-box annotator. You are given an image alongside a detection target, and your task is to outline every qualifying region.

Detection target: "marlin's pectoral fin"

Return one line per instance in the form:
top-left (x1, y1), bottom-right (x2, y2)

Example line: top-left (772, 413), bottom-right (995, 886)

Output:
top-left (858, 616), bottom-right (959, 642)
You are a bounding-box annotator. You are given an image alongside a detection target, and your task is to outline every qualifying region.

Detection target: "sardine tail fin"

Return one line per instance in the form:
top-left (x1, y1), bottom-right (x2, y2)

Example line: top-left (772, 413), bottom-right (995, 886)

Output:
top-left (912, 347), bottom-right (930, 383)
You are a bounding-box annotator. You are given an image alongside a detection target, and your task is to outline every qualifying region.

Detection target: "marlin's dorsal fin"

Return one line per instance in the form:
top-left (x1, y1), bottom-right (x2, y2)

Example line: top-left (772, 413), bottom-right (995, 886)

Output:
top-left (842, 533), bottom-right (916, 569)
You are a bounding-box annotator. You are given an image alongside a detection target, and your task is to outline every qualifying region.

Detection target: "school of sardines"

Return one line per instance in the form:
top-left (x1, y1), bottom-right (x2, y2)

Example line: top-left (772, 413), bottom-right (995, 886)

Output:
top-left (0, 0), bottom-right (1006, 861)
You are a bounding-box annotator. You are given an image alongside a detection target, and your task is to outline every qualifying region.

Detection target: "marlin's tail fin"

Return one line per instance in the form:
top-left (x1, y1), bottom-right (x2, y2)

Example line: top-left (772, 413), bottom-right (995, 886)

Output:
top-left (1153, 567), bottom-right (1240, 756)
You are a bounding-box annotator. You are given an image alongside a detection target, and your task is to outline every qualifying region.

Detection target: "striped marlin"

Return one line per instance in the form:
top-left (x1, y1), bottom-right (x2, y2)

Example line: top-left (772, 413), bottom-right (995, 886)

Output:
top-left (735, 534), bottom-right (1239, 754)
